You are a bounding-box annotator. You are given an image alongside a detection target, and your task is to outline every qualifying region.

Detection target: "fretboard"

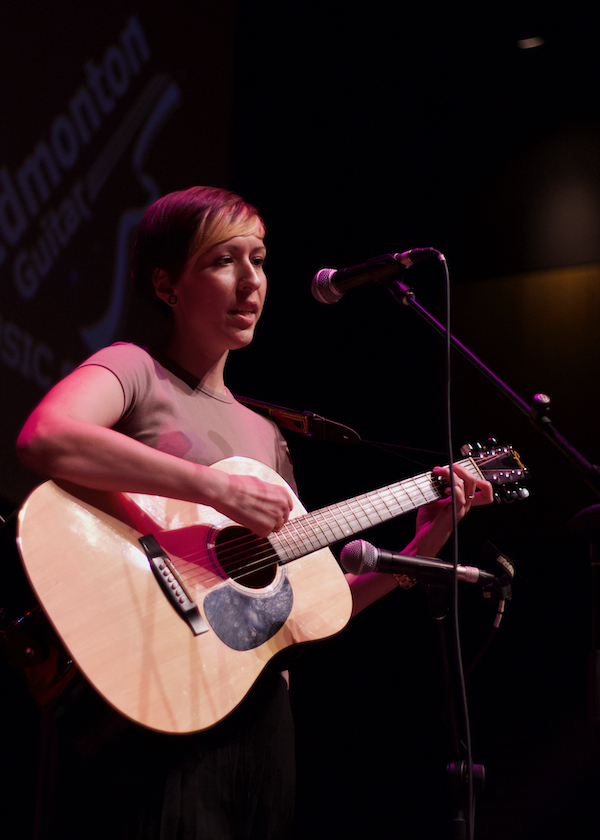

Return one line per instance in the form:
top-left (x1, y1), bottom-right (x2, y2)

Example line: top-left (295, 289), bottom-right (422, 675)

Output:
top-left (271, 457), bottom-right (481, 563)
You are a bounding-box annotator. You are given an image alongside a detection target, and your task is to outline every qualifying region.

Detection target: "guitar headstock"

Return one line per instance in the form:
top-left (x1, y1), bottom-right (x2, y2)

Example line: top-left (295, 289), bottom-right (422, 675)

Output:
top-left (461, 438), bottom-right (530, 503)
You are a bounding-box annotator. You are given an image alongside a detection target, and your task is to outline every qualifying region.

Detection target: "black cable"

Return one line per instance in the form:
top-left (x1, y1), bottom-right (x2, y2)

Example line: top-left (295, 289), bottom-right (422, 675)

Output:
top-left (439, 252), bottom-right (475, 840)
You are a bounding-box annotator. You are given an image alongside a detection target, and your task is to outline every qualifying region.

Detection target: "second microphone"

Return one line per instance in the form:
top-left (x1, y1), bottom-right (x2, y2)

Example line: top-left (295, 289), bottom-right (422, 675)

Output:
top-left (340, 539), bottom-right (497, 585)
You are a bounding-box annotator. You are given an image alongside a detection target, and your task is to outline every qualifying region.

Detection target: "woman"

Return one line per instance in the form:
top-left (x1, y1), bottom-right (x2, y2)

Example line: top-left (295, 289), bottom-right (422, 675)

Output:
top-left (17, 186), bottom-right (492, 839)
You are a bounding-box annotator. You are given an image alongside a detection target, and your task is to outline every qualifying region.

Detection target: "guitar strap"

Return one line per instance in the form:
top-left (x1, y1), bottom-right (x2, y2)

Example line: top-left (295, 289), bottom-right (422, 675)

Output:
top-left (233, 395), bottom-right (361, 446)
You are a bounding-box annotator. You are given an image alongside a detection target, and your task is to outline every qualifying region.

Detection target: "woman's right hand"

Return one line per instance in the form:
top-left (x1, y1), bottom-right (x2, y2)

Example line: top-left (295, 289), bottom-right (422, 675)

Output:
top-left (207, 472), bottom-right (294, 537)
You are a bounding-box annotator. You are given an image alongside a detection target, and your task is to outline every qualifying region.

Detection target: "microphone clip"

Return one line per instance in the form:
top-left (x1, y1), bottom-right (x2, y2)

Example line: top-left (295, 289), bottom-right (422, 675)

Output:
top-left (379, 276), bottom-right (415, 306)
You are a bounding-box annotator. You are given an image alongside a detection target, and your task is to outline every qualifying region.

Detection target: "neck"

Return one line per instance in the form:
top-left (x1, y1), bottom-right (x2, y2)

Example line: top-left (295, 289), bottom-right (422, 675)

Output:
top-left (159, 335), bottom-right (229, 394)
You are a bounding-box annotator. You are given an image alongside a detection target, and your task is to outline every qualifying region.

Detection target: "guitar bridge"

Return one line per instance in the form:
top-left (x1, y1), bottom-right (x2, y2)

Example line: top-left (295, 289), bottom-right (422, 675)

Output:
top-left (139, 535), bottom-right (209, 637)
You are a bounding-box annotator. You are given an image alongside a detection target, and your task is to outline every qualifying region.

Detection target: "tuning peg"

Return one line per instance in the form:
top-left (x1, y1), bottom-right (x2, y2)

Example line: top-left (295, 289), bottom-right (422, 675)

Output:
top-left (498, 484), bottom-right (530, 503)
top-left (461, 441), bottom-right (483, 456)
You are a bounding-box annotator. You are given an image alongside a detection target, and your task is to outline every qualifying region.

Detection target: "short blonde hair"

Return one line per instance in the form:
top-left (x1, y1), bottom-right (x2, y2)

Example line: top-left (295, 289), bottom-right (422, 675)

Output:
top-left (132, 186), bottom-right (264, 306)
top-left (187, 192), bottom-right (265, 265)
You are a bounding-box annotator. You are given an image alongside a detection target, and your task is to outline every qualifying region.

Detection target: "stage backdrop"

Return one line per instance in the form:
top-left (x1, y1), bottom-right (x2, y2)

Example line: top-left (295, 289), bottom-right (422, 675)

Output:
top-left (0, 3), bottom-right (235, 506)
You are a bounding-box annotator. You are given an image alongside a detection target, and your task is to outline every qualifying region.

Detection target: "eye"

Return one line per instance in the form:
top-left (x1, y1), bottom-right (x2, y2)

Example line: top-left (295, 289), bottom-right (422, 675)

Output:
top-left (214, 255), bottom-right (233, 266)
top-left (252, 255), bottom-right (266, 267)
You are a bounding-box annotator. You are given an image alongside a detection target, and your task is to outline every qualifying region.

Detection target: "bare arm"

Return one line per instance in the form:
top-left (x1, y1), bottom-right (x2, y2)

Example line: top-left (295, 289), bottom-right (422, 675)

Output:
top-left (16, 365), bottom-right (293, 537)
top-left (347, 463), bottom-right (495, 616)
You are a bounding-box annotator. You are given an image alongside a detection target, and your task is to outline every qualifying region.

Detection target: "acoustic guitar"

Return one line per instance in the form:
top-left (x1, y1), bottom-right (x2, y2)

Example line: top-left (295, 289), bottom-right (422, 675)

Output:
top-left (16, 443), bottom-right (527, 733)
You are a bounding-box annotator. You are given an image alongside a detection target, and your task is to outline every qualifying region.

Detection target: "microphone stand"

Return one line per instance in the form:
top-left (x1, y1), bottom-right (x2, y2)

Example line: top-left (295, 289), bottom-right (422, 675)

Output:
top-left (381, 273), bottom-right (600, 826)
top-left (424, 578), bottom-right (485, 840)
top-left (376, 555), bottom-right (502, 836)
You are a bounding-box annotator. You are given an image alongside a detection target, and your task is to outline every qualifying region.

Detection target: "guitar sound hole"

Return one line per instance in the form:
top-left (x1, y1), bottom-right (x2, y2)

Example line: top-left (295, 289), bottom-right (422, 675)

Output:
top-left (214, 527), bottom-right (278, 589)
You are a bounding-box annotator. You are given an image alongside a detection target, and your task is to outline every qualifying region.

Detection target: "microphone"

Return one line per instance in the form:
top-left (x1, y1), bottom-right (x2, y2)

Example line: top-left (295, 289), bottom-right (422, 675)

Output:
top-left (311, 248), bottom-right (437, 304)
top-left (340, 539), bottom-right (497, 585)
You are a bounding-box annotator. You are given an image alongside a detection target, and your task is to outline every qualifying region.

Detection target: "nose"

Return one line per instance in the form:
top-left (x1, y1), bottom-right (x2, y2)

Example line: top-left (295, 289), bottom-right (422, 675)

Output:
top-left (238, 258), bottom-right (264, 290)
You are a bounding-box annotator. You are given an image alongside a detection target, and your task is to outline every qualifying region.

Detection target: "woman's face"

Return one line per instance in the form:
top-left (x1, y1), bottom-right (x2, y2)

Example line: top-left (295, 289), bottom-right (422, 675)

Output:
top-left (166, 227), bottom-right (267, 358)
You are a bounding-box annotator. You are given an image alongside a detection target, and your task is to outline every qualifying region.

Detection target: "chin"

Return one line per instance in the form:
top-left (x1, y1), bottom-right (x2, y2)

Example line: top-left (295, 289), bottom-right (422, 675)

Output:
top-left (231, 330), bottom-right (256, 349)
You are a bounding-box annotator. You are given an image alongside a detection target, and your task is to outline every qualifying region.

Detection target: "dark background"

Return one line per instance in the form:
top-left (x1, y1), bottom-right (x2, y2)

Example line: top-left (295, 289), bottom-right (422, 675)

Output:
top-left (2, 2), bottom-right (600, 838)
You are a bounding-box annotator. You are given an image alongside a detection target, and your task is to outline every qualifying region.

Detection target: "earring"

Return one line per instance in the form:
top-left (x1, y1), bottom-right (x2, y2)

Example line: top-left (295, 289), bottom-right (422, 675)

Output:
top-left (167, 294), bottom-right (178, 305)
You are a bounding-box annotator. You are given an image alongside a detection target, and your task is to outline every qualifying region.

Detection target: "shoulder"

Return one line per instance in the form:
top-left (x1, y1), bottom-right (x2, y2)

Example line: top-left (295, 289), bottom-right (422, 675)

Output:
top-left (78, 343), bottom-right (159, 405)
top-left (78, 342), bottom-right (153, 372)
top-left (78, 343), bottom-right (158, 382)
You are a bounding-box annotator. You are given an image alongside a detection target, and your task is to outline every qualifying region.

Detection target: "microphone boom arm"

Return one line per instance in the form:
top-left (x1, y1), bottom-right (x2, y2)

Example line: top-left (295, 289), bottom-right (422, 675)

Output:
top-left (380, 276), bottom-right (600, 496)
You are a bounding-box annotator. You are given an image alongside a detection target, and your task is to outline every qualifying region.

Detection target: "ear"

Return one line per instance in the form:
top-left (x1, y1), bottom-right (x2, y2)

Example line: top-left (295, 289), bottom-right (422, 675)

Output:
top-left (152, 267), bottom-right (175, 305)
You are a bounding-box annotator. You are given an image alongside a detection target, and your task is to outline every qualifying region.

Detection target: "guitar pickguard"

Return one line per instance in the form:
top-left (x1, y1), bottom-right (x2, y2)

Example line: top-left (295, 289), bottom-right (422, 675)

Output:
top-left (148, 522), bottom-right (295, 650)
top-left (203, 574), bottom-right (293, 651)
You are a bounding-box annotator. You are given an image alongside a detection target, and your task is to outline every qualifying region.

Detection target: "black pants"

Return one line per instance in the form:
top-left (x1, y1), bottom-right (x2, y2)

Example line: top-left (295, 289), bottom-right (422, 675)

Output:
top-left (37, 669), bottom-right (295, 840)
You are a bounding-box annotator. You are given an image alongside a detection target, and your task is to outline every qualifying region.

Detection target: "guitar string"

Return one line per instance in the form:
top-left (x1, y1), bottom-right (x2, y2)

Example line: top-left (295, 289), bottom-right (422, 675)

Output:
top-left (161, 480), bottom-right (435, 588)
top-left (162, 453), bottom-right (514, 587)
top-left (162, 456), bottom-right (494, 586)
top-left (208, 454), bottom-right (480, 574)
top-left (171, 469), bottom-right (444, 585)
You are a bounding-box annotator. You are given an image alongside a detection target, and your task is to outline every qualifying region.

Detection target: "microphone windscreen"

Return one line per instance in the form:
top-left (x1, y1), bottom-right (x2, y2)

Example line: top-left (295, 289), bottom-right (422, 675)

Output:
top-left (340, 539), bottom-right (376, 575)
top-left (311, 268), bottom-right (341, 304)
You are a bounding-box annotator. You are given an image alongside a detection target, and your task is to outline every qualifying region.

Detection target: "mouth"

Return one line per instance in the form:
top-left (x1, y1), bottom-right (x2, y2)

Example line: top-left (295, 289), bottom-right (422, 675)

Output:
top-left (227, 306), bottom-right (259, 327)
top-left (228, 301), bottom-right (259, 317)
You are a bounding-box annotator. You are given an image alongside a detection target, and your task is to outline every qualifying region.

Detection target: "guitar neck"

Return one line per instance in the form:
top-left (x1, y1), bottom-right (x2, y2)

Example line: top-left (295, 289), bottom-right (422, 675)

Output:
top-left (271, 457), bottom-right (480, 563)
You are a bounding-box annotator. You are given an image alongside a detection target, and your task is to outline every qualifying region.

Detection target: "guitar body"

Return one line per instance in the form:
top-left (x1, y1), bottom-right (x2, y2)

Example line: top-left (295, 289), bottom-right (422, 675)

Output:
top-left (15, 441), bottom-right (528, 733)
top-left (17, 457), bottom-right (353, 734)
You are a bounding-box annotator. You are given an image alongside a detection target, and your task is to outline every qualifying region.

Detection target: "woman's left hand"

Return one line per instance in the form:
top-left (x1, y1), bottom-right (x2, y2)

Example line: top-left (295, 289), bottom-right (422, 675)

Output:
top-left (410, 462), bottom-right (495, 558)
